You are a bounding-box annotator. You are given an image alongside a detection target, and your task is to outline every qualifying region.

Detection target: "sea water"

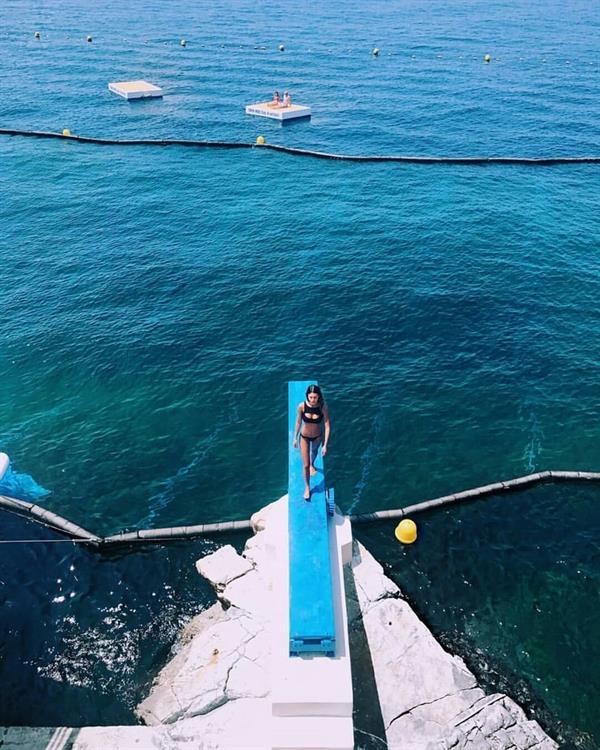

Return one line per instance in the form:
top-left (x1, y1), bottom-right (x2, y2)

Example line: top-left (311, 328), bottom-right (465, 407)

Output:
top-left (1, 0), bottom-right (599, 745)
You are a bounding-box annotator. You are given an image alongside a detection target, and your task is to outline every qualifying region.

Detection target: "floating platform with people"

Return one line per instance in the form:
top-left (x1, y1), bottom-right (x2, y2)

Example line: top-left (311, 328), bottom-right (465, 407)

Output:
top-left (246, 90), bottom-right (311, 121)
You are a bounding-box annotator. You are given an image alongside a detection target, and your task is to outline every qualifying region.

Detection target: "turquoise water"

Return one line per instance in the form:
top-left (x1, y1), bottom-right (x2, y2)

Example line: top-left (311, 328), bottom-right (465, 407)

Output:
top-left (1, 0), bottom-right (600, 745)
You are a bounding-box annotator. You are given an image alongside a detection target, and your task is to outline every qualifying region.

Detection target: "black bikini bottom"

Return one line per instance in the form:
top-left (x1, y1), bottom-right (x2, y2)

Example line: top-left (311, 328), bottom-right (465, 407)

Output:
top-left (300, 433), bottom-right (322, 443)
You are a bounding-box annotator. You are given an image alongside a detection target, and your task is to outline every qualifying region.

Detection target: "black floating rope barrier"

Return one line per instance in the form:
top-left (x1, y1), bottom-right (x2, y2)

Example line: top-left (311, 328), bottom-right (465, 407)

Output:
top-left (1, 469), bottom-right (599, 549)
top-left (0, 494), bottom-right (251, 548)
top-left (0, 128), bottom-right (251, 149)
top-left (0, 494), bottom-right (102, 544)
top-left (349, 470), bottom-right (600, 523)
top-left (1, 128), bottom-right (600, 164)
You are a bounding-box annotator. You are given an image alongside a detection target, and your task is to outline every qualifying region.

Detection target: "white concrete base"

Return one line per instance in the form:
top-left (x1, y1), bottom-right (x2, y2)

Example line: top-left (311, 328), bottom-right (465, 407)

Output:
top-left (336, 507), bottom-right (353, 566)
top-left (245, 102), bottom-right (311, 120)
top-left (272, 507), bottom-right (353, 721)
top-left (271, 716), bottom-right (354, 750)
top-left (271, 502), bottom-right (353, 749)
top-left (108, 80), bottom-right (163, 99)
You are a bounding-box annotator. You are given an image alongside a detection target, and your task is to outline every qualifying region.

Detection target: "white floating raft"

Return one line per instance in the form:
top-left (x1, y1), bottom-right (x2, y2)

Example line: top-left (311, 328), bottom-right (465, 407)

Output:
top-left (108, 80), bottom-right (163, 100)
top-left (245, 101), bottom-right (311, 121)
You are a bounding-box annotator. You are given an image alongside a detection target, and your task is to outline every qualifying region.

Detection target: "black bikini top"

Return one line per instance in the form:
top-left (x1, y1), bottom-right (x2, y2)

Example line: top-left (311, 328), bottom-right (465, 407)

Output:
top-left (302, 402), bottom-right (323, 424)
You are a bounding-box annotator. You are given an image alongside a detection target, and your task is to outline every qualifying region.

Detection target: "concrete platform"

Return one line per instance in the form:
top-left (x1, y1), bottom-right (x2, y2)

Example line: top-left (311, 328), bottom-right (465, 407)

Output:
top-left (108, 80), bottom-right (163, 100)
top-left (272, 500), bottom-right (353, 741)
top-left (273, 508), bottom-right (353, 716)
top-left (271, 716), bottom-right (354, 750)
top-left (246, 102), bottom-right (311, 121)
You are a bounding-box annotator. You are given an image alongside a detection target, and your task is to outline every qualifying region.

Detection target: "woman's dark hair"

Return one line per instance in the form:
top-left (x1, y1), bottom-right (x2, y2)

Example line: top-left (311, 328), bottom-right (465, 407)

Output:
top-left (305, 384), bottom-right (324, 405)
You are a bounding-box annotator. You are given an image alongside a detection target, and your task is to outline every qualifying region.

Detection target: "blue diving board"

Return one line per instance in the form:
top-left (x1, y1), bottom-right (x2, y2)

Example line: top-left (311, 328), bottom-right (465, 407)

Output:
top-left (288, 380), bottom-right (336, 656)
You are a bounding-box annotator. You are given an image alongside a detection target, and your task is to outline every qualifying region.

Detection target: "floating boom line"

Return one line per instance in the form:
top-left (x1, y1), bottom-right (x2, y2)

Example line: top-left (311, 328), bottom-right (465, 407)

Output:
top-left (2, 129), bottom-right (600, 165)
top-left (1, 470), bottom-right (599, 548)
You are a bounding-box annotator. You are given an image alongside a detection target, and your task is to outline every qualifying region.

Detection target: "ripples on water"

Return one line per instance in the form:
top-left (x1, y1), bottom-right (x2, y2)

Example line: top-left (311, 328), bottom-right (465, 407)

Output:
top-left (0, 511), bottom-right (239, 725)
top-left (1, 0), bottom-right (599, 742)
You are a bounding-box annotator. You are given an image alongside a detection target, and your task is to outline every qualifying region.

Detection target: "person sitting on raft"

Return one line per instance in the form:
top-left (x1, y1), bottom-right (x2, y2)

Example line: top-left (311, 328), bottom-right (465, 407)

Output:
top-left (293, 384), bottom-right (330, 500)
top-left (269, 90), bottom-right (281, 107)
top-left (283, 91), bottom-right (291, 107)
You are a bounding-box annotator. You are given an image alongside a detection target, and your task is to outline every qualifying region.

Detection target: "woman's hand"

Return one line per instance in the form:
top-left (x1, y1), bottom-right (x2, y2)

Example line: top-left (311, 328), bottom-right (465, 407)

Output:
top-left (293, 438), bottom-right (298, 449)
top-left (321, 445), bottom-right (328, 457)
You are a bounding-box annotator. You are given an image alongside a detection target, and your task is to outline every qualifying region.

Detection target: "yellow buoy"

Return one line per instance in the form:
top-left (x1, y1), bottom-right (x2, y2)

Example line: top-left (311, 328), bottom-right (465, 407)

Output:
top-left (484, 54), bottom-right (491, 63)
top-left (395, 518), bottom-right (417, 544)
top-left (34, 31), bottom-right (41, 39)
top-left (256, 135), bottom-right (266, 145)
top-left (372, 47), bottom-right (380, 57)
top-left (180, 39), bottom-right (187, 47)
top-left (62, 128), bottom-right (71, 137)
top-left (86, 35), bottom-right (93, 43)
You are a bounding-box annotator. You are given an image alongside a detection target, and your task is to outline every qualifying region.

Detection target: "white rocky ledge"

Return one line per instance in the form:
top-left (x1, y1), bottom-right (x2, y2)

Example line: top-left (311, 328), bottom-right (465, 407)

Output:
top-left (351, 540), bottom-right (558, 750)
top-left (72, 496), bottom-right (558, 749)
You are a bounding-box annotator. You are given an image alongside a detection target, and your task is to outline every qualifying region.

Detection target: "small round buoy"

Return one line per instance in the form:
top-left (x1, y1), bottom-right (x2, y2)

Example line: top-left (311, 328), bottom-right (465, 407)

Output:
top-left (180, 38), bottom-right (187, 47)
top-left (34, 31), bottom-right (41, 39)
top-left (62, 128), bottom-right (71, 137)
top-left (278, 43), bottom-right (285, 52)
top-left (484, 54), bottom-right (491, 63)
top-left (372, 47), bottom-right (380, 57)
top-left (395, 519), bottom-right (417, 544)
top-left (86, 35), bottom-right (92, 43)
top-left (256, 135), bottom-right (266, 145)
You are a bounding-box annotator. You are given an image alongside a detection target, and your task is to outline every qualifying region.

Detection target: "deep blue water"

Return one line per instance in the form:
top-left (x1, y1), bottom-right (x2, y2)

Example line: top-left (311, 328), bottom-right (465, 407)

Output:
top-left (1, 0), bottom-right (600, 745)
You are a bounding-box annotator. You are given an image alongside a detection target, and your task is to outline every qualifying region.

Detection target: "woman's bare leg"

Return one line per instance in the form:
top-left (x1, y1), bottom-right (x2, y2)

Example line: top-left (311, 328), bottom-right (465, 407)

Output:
top-left (300, 437), bottom-right (311, 499)
top-left (309, 437), bottom-right (322, 475)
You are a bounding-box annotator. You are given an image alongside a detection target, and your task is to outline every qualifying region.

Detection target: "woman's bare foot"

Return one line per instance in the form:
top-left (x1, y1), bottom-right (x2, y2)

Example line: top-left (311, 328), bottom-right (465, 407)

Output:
top-left (310, 464), bottom-right (317, 476)
top-left (303, 487), bottom-right (311, 500)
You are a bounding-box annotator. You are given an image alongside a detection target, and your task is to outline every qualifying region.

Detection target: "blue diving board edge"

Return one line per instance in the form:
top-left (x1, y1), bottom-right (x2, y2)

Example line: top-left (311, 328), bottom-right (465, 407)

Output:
top-left (288, 380), bottom-right (336, 656)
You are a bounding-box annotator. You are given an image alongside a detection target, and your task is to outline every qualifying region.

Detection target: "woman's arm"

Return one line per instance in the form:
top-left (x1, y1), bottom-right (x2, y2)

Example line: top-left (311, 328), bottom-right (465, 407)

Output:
top-left (321, 405), bottom-right (331, 456)
top-left (292, 403), bottom-right (303, 448)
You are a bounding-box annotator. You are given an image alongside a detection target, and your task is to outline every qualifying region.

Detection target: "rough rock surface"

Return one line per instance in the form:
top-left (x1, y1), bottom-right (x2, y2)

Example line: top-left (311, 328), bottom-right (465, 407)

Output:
top-left (74, 700), bottom-right (270, 750)
top-left (135, 503), bottom-right (282, 740)
top-left (195, 544), bottom-right (254, 592)
top-left (136, 602), bottom-right (269, 726)
top-left (351, 540), bottom-right (558, 750)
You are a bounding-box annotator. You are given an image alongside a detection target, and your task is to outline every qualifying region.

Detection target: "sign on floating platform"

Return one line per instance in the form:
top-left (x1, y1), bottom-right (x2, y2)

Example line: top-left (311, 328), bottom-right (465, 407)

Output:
top-left (287, 380), bottom-right (335, 656)
top-left (246, 102), bottom-right (311, 121)
top-left (108, 80), bottom-right (163, 100)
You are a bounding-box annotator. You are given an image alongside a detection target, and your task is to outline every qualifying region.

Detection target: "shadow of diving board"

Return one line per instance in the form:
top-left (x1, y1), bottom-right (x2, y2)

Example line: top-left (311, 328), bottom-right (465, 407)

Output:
top-left (288, 380), bottom-right (335, 656)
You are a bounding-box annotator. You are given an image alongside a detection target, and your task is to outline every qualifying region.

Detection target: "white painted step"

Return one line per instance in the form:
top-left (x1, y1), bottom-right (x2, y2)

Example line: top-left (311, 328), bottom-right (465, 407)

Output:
top-left (271, 715), bottom-right (354, 750)
top-left (272, 510), bottom-right (353, 718)
top-left (272, 652), bottom-right (353, 716)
